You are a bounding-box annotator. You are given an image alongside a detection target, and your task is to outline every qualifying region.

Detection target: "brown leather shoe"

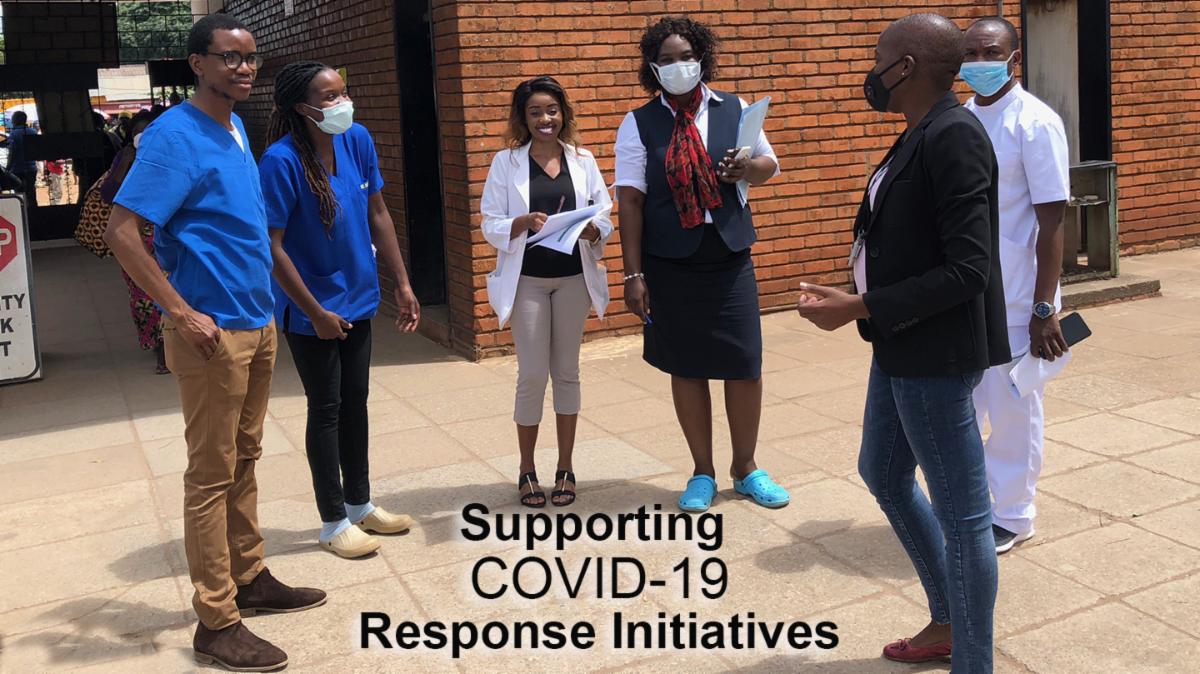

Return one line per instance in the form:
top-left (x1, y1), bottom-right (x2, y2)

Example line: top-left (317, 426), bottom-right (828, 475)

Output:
top-left (193, 621), bottom-right (287, 672)
top-left (235, 567), bottom-right (327, 617)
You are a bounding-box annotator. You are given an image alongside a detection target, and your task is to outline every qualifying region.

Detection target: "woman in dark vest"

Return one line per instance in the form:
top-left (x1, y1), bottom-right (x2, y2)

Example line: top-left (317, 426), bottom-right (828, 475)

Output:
top-left (614, 16), bottom-right (787, 513)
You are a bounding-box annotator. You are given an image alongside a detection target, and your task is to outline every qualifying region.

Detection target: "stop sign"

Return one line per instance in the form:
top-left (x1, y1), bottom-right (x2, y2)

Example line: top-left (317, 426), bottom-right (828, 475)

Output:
top-left (0, 216), bottom-right (16, 273)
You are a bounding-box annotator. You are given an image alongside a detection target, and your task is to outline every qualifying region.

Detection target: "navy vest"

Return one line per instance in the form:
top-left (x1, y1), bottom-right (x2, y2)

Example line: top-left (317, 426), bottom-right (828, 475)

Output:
top-left (633, 90), bottom-right (755, 259)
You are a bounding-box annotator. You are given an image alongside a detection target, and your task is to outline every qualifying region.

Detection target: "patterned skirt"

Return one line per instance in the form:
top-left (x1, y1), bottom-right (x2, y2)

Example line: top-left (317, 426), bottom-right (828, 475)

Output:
top-left (122, 222), bottom-right (164, 350)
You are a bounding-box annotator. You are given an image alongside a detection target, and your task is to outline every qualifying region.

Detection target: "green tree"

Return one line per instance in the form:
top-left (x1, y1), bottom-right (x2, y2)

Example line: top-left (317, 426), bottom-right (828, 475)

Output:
top-left (117, 1), bottom-right (193, 63)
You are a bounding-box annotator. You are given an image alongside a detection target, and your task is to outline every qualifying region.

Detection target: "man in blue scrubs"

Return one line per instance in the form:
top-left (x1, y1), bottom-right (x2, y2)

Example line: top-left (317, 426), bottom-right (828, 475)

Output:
top-left (104, 14), bottom-right (325, 672)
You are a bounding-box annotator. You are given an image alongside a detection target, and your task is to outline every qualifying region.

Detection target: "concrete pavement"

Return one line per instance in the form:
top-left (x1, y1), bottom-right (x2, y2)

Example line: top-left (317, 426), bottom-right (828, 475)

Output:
top-left (1, 245), bottom-right (1197, 672)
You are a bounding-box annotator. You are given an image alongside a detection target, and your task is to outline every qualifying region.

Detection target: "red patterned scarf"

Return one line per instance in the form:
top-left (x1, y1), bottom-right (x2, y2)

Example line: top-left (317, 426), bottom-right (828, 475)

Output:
top-left (665, 87), bottom-right (722, 229)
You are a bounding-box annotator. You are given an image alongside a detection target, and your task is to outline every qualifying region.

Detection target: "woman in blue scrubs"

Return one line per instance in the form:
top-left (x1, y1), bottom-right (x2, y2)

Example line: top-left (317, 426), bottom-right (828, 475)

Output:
top-left (260, 60), bottom-right (421, 559)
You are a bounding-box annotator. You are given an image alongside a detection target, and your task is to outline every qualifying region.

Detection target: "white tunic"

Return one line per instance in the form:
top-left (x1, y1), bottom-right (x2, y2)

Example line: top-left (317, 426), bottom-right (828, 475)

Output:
top-left (965, 84), bottom-right (1071, 328)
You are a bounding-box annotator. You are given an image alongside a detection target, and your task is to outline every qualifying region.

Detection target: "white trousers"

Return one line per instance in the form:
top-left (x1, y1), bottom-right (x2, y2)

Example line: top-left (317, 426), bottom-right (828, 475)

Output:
top-left (510, 274), bottom-right (591, 427)
top-left (973, 326), bottom-right (1044, 536)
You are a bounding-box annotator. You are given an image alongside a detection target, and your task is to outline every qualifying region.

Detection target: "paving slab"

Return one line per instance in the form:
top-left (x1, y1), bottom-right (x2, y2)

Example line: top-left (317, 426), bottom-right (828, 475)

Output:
top-left (2, 246), bottom-right (1198, 673)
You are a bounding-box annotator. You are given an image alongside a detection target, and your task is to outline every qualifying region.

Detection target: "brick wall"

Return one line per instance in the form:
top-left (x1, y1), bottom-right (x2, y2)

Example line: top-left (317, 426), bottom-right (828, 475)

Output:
top-left (1110, 0), bottom-right (1200, 254)
top-left (440, 0), bottom-right (1008, 357)
top-left (219, 0), bottom-right (1200, 360)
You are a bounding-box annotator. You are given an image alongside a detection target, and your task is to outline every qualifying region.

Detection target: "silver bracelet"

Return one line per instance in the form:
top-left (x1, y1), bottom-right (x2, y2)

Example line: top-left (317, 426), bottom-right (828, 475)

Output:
top-left (623, 272), bottom-right (645, 282)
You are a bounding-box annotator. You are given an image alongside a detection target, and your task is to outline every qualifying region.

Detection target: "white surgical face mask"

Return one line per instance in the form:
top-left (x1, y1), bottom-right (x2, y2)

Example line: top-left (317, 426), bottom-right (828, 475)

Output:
top-left (306, 100), bottom-right (354, 135)
top-left (651, 60), bottom-right (703, 96)
top-left (132, 132), bottom-right (144, 150)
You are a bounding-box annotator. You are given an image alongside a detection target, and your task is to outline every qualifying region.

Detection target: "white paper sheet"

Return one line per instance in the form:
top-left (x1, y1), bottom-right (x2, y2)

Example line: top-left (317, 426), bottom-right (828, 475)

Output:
top-left (736, 96), bottom-right (770, 204)
top-left (1007, 349), bottom-right (1072, 399)
top-left (527, 203), bottom-right (605, 254)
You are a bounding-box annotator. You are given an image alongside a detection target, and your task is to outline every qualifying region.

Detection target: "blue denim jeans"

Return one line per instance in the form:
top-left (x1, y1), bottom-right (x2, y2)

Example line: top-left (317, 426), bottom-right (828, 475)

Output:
top-left (858, 358), bottom-right (996, 674)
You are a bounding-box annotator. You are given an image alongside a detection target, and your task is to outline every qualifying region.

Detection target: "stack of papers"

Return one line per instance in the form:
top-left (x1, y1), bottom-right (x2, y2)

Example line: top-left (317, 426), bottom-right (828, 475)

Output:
top-left (527, 203), bottom-right (605, 254)
top-left (736, 97), bottom-right (770, 203)
top-left (1007, 350), bottom-right (1072, 399)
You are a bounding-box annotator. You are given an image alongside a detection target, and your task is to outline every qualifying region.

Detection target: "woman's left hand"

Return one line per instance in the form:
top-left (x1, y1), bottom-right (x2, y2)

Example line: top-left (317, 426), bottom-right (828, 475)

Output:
top-left (717, 149), bottom-right (749, 184)
top-left (795, 282), bottom-right (868, 332)
top-left (580, 222), bottom-right (602, 244)
top-left (394, 284), bottom-right (421, 333)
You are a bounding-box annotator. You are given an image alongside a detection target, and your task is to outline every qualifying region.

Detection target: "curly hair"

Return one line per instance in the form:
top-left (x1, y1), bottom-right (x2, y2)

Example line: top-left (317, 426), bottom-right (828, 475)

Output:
top-left (504, 76), bottom-right (581, 150)
top-left (637, 16), bottom-right (720, 94)
top-left (266, 60), bottom-right (340, 234)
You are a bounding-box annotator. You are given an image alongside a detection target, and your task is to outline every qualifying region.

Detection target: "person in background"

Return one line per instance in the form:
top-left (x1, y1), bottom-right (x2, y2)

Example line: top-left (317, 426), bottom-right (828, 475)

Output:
top-left (614, 16), bottom-right (786, 513)
top-left (795, 13), bottom-right (1009, 672)
top-left (104, 14), bottom-right (326, 672)
top-left (76, 111), bottom-right (122, 195)
top-left (481, 76), bottom-right (613, 508)
top-left (99, 109), bottom-right (169, 374)
top-left (962, 16), bottom-right (1071, 555)
top-left (260, 60), bottom-right (420, 558)
top-left (4, 111), bottom-right (38, 208)
top-left (45, 159), bottom-right (64, 204)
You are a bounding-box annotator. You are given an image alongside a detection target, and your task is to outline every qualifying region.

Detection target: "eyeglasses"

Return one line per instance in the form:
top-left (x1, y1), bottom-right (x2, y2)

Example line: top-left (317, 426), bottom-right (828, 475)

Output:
top-left (207, 51), bottom-right (263, 71)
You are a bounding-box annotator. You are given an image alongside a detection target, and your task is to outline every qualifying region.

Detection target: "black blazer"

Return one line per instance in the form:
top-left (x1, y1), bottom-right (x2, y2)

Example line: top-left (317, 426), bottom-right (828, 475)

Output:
top-left (855, 93), bottom-right (1011, 377)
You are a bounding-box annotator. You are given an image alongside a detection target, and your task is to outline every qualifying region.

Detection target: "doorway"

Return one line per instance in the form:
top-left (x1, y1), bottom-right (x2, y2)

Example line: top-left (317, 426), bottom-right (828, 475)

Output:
top-left (394, 0), bottom-right (447, 307)
top-left (1021, 0), bottom-right (1112, 161)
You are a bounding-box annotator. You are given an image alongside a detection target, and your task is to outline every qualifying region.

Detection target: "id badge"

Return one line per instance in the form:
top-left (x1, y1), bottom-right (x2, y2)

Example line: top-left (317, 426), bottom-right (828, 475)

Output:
top-left (848, 235), bottom-right (865, 267)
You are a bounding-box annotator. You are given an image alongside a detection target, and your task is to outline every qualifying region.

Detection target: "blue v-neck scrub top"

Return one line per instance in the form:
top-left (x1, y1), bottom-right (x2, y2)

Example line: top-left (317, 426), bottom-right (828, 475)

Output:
top-left (114, 102), bottom-right (274, 330)
top-left (259, 123), bottom-right (385, 336)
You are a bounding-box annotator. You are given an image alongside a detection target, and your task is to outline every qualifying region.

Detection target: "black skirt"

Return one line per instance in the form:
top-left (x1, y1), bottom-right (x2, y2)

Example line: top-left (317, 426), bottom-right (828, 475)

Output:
top-left (642, 223), bottom-right (763, 380)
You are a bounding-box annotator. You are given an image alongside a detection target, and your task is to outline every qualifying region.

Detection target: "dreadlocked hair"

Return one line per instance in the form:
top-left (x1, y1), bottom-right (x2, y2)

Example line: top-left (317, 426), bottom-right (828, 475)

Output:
top-left (267, 60), bottom-right (340, 234)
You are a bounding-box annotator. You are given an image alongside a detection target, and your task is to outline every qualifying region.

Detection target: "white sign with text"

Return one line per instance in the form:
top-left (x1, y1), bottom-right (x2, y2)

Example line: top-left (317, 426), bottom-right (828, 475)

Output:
top-left (0, 195), bottom-right (40, 384)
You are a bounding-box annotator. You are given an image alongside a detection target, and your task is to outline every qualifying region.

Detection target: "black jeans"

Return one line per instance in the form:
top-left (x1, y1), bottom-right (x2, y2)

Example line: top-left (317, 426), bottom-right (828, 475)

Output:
top-left (285, 319), bottom-right (372, 523)
top-left (16, 171), bottom-right (38, 208)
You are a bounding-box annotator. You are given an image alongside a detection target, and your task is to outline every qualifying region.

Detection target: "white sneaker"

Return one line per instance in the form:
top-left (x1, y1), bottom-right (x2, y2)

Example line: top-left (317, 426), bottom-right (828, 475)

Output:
top-left (994, 525), bottom-right (1035, 554)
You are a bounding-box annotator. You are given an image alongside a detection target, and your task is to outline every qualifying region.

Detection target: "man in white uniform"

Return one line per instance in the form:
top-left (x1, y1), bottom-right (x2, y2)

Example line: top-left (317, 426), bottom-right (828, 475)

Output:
top-left (961, 16), bottom-right (1071, 554)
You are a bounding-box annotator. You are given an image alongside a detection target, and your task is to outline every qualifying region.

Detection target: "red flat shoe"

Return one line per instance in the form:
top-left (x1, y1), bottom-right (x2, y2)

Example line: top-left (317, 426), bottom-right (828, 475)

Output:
top-left (882, 637), bottom-right (952, 663)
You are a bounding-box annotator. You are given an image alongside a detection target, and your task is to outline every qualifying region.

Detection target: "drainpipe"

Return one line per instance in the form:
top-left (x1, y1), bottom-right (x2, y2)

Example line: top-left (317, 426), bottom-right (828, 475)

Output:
top-left (997, 1), bottom-right (1004, 17)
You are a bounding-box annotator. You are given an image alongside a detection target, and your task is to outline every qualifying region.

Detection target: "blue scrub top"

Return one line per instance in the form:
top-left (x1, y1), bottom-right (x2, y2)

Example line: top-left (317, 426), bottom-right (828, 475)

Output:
top-left (115, 102), bottom-right (274, 330)
top-left (259, 123), bottom-right (384, 336)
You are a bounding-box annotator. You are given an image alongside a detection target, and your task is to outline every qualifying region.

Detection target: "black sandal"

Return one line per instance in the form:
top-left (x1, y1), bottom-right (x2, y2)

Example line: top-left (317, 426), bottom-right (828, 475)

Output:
top-left (519, 471), bottom-right (546, 508)
top-left (551, 469), bottom-right (576, 507)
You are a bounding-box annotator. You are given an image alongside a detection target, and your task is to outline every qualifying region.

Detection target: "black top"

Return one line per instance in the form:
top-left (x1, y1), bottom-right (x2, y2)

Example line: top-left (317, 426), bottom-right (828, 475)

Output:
top-left (522, 151), bottom-right (582, 278)
top-left (853, 92), bottom-right (1011, 377)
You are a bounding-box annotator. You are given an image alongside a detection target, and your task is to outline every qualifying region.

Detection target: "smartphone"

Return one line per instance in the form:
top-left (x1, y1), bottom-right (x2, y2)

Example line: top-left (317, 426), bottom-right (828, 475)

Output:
top-left (1059, 312), bottom-right (1092, 347)
top-left (731, 146), bottom-right (752, 162)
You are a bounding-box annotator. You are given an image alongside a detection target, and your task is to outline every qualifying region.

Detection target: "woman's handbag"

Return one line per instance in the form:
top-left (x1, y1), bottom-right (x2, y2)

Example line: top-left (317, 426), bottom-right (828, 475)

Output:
top-left (74, 171), bottom-right (114, 258)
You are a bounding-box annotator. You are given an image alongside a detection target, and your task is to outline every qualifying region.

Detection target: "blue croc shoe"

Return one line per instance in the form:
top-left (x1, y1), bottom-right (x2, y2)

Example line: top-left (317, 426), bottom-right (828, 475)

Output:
top-left (678, 474), bottom-right (718, 512)
top-left (733, 469), bottom-right (790, 508)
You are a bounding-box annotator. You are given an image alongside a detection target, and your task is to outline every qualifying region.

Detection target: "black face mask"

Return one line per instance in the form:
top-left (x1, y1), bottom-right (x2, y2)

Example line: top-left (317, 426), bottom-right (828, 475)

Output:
top-left (863, 56), bottom-right (909, 112)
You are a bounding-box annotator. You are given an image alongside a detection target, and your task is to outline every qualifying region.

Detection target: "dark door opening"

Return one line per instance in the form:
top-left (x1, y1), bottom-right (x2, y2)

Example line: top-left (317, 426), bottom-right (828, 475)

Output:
top-left (394, 0), bottom-right (447, 306)
top-left (1076, 0), bottom-right (1111, 161)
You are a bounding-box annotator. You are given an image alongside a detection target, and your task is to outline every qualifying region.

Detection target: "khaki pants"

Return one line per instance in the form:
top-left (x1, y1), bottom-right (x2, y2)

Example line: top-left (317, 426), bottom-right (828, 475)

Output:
top-left (510, 274), bottom-right (591, 426)
top-left (164, 318), bottom-right (277, 629)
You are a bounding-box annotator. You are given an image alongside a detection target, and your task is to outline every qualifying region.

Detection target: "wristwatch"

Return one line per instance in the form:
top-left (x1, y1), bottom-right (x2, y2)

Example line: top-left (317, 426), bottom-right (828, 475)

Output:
top-left (1032, 301), bottom-right (1055, 320)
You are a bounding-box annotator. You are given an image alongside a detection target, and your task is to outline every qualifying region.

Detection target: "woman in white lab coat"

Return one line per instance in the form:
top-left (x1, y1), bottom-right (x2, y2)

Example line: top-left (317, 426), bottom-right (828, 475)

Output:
top-left (481, 76), bottom-right (613, 508)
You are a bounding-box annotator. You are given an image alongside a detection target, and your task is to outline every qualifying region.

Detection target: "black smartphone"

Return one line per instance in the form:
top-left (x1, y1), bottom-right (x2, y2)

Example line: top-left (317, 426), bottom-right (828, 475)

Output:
top-left (1060, 312), bottom-right (1092, 347)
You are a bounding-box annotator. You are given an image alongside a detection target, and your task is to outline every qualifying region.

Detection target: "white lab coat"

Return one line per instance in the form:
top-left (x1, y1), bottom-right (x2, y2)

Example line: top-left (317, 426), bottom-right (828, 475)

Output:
top-left (481, 141), bottom-right (614, 329)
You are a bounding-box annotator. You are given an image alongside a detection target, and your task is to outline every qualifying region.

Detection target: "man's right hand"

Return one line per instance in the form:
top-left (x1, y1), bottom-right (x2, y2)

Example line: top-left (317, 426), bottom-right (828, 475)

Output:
top-left (175, 309), bottom-right (222, 359)
top-left (313, 309), bottom-right (352, 340)
top-left (624, 276), bottom-right (651, 322)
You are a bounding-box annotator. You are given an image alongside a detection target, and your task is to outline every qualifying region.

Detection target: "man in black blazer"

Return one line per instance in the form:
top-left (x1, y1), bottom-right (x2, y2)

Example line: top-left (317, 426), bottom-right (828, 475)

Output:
top-left (796, 13), bottom-right (1009, 674)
